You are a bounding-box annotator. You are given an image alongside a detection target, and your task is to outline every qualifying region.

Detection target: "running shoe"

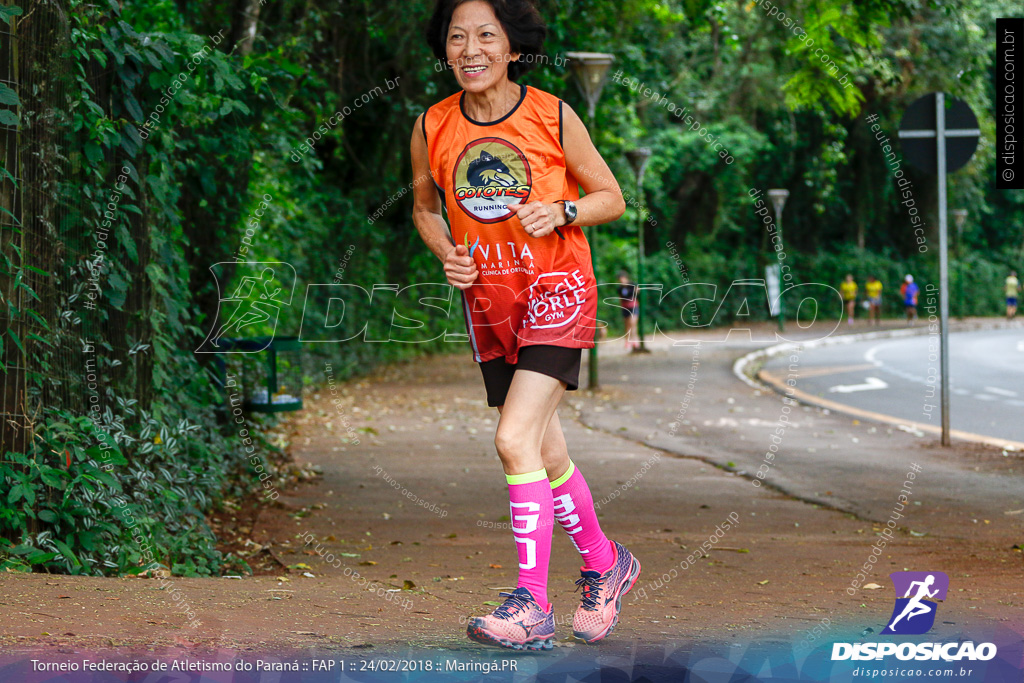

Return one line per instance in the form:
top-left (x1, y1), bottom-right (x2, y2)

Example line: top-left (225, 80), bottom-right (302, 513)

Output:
top-left (572, 540), bottom-right (641, 643)
top-left (466, 587), bottom-right (555, 651)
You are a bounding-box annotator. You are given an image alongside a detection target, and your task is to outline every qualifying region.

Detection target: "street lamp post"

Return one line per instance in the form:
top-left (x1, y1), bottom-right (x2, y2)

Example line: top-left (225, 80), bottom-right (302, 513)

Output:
top-left (626, 148), bottom-right (653, 353)
top-left (566, 51), bottom-right (615, 389)
top-left (767, 189), bottom-right (790, 332)
top-left (951, 209), bottom-right (967, 320)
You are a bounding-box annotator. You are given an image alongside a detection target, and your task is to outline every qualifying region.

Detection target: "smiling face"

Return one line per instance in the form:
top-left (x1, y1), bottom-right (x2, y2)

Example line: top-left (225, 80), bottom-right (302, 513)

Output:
top-left (446, 1), bottom-right (519, 92)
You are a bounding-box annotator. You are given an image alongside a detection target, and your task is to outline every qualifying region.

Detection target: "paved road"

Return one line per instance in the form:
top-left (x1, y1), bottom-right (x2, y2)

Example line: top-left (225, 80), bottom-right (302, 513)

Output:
top-left (762, 327), bottom-right (1024, 445)
top-left (575, 325), bottom-right (1024, 530)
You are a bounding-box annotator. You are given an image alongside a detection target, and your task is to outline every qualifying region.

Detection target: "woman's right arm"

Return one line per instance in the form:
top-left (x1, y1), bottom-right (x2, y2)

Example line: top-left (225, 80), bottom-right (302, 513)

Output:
top-left (411, 115), bottom-right (478, 290)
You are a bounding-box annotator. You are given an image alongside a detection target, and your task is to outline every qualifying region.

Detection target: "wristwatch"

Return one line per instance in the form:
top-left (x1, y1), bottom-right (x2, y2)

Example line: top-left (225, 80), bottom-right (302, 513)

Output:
top-left (556, 199), bottom-right (578, 225)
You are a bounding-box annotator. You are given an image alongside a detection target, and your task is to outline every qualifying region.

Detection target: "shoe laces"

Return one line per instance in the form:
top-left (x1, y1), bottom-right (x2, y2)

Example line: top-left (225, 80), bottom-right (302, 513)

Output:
top-left (574, 571), bottom-right (605, 611)
top-left (493, 590), bottom-right (533, 619)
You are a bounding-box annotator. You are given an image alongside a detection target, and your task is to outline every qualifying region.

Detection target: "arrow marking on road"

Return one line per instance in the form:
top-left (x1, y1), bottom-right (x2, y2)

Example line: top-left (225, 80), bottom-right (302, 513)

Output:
top-left (828, 377), bottom-right (889, 394)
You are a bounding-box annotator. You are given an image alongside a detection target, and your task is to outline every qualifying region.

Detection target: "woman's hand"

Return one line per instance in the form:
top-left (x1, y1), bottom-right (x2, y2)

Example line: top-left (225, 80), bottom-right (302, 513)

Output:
top-left (507, 201), bottom-right (564, 238)
top-left (444, 243), bottom-right (479, 290)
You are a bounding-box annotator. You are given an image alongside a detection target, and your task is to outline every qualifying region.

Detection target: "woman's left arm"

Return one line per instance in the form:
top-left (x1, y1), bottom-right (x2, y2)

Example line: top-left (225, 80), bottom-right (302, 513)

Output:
top-left (508, 103), bottom-right (626, 238)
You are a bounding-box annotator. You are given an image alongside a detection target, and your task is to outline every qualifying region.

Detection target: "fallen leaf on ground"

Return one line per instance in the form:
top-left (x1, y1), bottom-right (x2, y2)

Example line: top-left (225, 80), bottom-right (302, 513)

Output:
top-left (359, 561), bottom-right (377, 566)
top-left (488, 564), bottom-right (502, 569)
top-left (757, 580), bottom-right (769, 586)
top-left (863, 583), bottom-right (884, 590)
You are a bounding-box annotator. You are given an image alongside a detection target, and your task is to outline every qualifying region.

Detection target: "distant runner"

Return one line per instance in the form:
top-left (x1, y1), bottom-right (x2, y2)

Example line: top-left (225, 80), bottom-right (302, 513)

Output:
top-left (839, 274), bottom-right (858, 325)
top-left (617, 270), bottom-right (639, 350)
top-left (1006, 270), bottom-right (1019, 320)
top-left (901, 275), bottom-right (919, 325)
top-left (865, 275), bottom-right (883, 326)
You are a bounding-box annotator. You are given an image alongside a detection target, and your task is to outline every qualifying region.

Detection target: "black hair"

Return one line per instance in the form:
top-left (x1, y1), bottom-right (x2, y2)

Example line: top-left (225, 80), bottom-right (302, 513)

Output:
top-left (426, 0), bottom-right (547, 81)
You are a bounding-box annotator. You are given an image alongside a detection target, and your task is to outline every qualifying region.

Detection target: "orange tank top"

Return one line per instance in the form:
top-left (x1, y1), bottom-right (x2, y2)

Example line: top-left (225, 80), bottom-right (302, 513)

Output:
top-left (423, 84), bottom-right (596, 363)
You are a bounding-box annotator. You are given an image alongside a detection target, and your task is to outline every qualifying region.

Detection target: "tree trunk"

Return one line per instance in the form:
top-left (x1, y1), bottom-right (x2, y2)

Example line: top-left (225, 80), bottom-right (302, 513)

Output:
top-left (229, 0), bottom-right (261, 56)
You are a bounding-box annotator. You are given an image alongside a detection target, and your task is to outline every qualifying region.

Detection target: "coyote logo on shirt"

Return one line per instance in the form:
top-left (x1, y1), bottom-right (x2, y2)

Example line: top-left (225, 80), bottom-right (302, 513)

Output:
top-left (454, 138), bottom-right (532, 223)
top-left (468, 151), bottom-right (517, 188)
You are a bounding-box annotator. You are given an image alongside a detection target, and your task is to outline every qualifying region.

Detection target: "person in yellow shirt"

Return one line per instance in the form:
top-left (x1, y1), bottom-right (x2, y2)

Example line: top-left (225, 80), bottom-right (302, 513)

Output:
top-left (865, 275), bottom-right (883, 326)
top-left (839, 274), bottom-right (858, 325)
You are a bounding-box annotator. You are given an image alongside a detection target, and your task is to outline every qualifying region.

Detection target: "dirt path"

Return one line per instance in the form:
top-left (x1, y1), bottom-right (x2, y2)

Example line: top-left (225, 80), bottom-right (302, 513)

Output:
top-left (1, 327), bottom-right (1021, 657)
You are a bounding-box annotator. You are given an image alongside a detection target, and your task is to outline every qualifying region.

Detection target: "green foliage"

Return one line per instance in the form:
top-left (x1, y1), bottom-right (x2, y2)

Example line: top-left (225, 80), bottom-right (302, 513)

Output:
top-left (0, 391), bottom-right (247, 576)
top-left (0, 0), bottom-right (285, 576)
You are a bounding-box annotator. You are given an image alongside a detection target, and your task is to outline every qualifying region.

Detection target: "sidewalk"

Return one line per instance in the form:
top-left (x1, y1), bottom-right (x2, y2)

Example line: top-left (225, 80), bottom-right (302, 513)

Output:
top-left (0, 323), bottom-right (1020, 655)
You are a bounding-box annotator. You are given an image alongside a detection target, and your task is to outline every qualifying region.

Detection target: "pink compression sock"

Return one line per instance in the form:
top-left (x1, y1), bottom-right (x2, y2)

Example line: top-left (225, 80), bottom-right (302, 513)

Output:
top-left (550, 461), bottom-right (615, 573)
top-left (506, 469), bottom-right (553, 607)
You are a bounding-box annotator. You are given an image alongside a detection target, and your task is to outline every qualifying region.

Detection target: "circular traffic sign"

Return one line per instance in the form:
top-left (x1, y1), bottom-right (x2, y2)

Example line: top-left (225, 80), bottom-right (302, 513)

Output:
top-left (898, 93), bottom-right (980, 174)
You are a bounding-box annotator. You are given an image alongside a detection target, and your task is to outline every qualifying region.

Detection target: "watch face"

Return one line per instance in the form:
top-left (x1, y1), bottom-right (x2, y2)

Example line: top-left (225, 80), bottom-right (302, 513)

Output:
top-left (565, 200), bottom-right (578, 222)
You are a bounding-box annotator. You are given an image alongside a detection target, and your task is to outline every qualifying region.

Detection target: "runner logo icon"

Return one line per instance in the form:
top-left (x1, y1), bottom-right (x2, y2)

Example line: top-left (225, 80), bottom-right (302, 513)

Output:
top-left (881, 571), bottom-right (948, 635)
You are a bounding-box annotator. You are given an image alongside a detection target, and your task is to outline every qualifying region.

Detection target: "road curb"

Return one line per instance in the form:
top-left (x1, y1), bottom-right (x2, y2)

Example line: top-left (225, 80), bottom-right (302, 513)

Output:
top-left (732, 319), bottom-right (1024, 451)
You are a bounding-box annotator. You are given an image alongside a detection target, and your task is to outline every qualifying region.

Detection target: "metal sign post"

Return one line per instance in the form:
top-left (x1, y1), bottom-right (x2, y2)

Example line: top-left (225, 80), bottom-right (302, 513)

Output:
top-left (898, 92), bottom-right (980, 447)
top-left (626, 148), bottom-right (653, 353)
top-left (566, 52), bottom-right (615, 389)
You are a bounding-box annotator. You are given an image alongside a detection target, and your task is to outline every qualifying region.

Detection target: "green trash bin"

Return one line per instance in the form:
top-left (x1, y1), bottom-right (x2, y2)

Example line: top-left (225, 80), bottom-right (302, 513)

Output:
top-left (217, 336), bottom-right (304, 413)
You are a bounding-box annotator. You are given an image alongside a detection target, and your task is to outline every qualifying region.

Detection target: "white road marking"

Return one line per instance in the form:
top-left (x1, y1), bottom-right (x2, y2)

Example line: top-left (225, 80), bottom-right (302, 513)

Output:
top-left (1007, 399), bottom-right (1024, 408)
top-left (864, 344), bottom-right (891, 366)
top-left (953, 388), bottom-right (970, 395)
top-left (828, 377), bottom-right (889, 393)
top-left (1017, 340), bottom-right (1024, 352)
top-left (974, 394), bottom-right (998, 401)
top-left (984, 386), bottom-right (1018, 397)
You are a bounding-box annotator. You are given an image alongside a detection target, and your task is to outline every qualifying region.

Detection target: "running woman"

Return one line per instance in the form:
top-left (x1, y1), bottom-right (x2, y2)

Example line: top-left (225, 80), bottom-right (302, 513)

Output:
top-left (412, 0), bottom-right (640, 651)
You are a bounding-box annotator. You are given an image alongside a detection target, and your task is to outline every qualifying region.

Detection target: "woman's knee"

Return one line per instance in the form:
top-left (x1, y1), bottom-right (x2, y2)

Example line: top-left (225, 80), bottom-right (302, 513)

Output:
top-left (494, 425), bottom-right (525, 461)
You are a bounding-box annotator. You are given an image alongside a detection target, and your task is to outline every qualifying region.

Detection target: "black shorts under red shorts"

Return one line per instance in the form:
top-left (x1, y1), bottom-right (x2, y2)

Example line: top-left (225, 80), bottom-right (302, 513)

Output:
top-left (477, 345), bottom-right (582, 408)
